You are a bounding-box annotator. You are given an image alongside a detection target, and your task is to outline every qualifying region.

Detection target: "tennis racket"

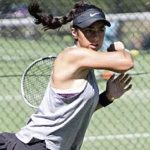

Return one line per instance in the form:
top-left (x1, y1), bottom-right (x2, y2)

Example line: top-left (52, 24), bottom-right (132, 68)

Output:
top-left (21, 56), bottom-right (56, 108)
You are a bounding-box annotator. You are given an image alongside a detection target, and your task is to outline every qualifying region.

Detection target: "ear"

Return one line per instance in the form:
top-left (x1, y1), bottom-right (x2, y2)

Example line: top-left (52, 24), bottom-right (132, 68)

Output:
top-left (71, 27), bottom-right (78, 40)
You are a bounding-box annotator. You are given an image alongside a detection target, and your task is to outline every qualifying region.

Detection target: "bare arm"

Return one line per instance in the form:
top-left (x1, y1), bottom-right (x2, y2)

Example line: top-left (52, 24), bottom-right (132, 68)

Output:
top-left (80, 50), bottom-right (133, 72)
top-left (64, 43), bottom-right (134, 73)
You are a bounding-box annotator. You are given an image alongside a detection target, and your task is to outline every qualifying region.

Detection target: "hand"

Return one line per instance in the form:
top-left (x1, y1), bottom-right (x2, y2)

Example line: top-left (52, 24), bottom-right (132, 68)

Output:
top-left (107, 41), bottom-right (125, 52)
top-left (105, 73), bottom-right (132, 101)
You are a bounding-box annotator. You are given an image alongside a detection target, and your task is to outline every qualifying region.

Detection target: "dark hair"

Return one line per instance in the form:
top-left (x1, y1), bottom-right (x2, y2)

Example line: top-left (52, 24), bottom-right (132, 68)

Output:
top-left (28, 1), bottom-right (102, 30)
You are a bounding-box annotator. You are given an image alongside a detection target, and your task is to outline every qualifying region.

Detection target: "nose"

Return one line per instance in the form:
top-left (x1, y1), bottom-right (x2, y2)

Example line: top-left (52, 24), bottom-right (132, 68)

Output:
top-left (93, 33), bottom-right (101, 42)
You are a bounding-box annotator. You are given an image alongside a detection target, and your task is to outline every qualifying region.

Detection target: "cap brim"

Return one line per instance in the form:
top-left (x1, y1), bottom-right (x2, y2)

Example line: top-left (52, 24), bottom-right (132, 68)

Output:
top-left (77, 17), bottom-right (111, 28)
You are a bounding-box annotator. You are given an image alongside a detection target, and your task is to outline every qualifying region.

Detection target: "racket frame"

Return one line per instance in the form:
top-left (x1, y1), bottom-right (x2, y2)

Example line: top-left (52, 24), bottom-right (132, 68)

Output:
top-left (21, 56), bottom-right (56, 108)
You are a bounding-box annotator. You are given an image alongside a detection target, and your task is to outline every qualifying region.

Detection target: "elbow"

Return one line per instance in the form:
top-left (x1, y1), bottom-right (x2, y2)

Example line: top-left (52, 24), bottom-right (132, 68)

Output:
top-left (121, 52), bottom-right (134, 72)
top-left (126, 55), bottom-right (134, 70)
top-left (114, 55), bottom-right (134, 73)
top-left (119, 58), bottom-right (134, 73)
top-left (129, 60), bottom-right (134, 69)
top-left (126, 61), bottom-right (134, 71)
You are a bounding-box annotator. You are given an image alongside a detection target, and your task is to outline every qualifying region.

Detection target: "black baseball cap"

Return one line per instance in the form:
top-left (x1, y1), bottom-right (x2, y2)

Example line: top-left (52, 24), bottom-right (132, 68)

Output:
top-left (73, 8), bottom-right (111, 28)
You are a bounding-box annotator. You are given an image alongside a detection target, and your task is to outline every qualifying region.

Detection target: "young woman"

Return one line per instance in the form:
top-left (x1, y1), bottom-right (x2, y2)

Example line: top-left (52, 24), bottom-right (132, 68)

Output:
top-left (0, 1), bottom-right (134, 150)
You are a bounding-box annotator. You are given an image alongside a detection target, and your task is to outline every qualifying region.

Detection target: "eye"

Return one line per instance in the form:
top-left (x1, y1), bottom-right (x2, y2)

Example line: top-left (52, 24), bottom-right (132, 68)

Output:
top-left (81, 26), bottom-right (105, 37)
top-left (98, 27), bottom-right (106, 32)
top-left (86, 29), bottom-right (94, 34)
top-left (82, 28), bottom-right (94, 36)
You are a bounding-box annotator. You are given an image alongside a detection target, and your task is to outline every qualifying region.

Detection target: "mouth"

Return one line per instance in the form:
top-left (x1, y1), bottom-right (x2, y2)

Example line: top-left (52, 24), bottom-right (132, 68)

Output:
top-left (89, 44), bottom-right (99, 50)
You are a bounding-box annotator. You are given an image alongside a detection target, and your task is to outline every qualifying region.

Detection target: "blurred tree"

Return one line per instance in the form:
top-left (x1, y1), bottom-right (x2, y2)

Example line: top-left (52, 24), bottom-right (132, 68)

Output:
top-left (0, 0), bottom-right (27, 14)
top-left (0, 1), bottom-right (12, 14)
top-left (0, 0), bottom-right (149, 16)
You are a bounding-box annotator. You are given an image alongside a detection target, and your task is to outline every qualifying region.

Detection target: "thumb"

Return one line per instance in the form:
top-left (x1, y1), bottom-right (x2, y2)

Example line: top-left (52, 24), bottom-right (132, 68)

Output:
top-left (108, 73), bottom-right (115, 82)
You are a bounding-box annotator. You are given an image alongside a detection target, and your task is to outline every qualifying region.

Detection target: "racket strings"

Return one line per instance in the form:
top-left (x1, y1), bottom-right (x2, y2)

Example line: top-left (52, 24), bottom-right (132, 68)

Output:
top-left (23, 59), bottom-right (54, 107)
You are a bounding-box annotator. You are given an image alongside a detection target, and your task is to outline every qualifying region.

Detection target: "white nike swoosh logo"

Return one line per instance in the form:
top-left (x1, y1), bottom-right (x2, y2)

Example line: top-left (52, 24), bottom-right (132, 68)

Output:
top-left (90, 13), bottom-right (100, 17)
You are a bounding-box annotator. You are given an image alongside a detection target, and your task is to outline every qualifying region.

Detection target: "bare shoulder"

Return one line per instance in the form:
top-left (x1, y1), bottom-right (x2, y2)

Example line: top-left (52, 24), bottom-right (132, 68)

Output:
top-left (53, 47), bottom-right (90, 80)
top-left (54, 47), bottom-right (87, 74)
top-left (57, 47), bottom-right (102, 69)
top-left (56, 47), bottom-right (105, 71)
top-left (57, 47), bottom-right (94, 63)
top-left (51, 47), bottom-right (89, 89)
top-left (56, 47), bottom-right (87, 65)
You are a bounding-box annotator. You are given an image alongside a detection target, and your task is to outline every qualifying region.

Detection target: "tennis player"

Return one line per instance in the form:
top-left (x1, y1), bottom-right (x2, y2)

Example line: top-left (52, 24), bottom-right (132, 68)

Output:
top-left (0, 1), bottom-right (134, 150)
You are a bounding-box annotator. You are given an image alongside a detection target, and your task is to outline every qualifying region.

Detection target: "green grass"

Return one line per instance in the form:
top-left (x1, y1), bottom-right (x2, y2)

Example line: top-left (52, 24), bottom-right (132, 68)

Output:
top-left (0, 37), bottom-right (150, 150)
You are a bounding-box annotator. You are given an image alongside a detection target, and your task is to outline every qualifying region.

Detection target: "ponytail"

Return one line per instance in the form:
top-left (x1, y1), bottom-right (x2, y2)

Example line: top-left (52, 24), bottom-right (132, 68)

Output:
top-left (28, 1), bottom-right (86, 30)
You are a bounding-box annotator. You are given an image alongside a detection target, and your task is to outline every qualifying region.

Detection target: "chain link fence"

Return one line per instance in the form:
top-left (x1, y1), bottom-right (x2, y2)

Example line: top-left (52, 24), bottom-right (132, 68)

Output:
top-left (0, 0), bottom-right (150, 150)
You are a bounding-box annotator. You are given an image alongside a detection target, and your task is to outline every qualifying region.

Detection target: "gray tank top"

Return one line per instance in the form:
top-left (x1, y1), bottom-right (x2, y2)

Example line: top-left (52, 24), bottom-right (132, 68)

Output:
top-left (16, 70), bottom-right (99, 150)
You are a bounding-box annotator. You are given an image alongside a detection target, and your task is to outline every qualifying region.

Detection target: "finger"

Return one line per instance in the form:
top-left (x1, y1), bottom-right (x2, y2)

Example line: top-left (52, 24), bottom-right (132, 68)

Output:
top-left (124, 84), bottom-right (132, 92)
top-left (124, 76), bottom-right (132, 85)
top-left (108, 73), bottom-right (115, 81)
top-left (120, 74), bottom-right (130, 82)
top-left (114, 73), bottom-right (124, 82)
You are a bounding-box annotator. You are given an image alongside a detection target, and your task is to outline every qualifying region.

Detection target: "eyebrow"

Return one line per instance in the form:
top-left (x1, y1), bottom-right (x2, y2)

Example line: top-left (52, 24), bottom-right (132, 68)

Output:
top-left (85, 26), bottom-right (105, 30)
top-left (88, 23), bottom-right (105, 28)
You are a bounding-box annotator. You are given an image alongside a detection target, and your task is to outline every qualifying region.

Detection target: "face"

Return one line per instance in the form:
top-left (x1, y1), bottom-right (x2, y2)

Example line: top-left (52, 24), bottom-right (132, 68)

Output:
top-left (72, 21), bottom-right (106, 51)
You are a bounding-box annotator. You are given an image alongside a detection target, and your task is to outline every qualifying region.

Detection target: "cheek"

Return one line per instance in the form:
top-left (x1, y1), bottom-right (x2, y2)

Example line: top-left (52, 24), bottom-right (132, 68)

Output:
top-left (97, 33), bottom-right (105, 42)
top-left (78, 38), bottom-right (90, 48)
top-left (99, 32), bottom-right (105, 38)
top-left (98, 36), bottom-right (105, 47)
top-left (78, 34), bottom-right (90, 46)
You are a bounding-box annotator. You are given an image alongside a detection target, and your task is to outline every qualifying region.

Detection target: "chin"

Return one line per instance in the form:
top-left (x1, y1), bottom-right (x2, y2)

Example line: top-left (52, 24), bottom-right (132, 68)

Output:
top-left (92, 48), bottom-right (98, 51)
